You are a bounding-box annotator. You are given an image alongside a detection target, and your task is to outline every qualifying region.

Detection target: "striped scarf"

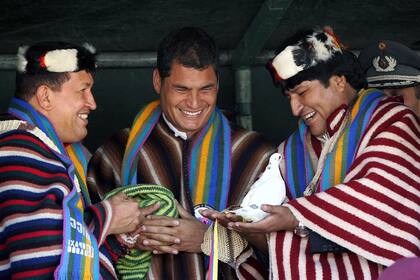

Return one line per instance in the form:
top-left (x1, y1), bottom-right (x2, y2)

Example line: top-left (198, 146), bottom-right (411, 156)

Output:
top-left (283, 89), bottom-right (384, 198)
top-left (8, 98), bottom-right (99, 280)
top-left (121, 100), bottom-right (232, 211)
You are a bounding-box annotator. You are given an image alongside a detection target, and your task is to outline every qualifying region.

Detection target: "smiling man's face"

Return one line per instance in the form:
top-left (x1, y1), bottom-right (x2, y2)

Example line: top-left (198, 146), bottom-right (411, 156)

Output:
top-left (154, 61), bottom-right (218, 138)
top-left (286, 77), bottom-right (346, 137)
top-left (47, 70), bottom-right (96, 143)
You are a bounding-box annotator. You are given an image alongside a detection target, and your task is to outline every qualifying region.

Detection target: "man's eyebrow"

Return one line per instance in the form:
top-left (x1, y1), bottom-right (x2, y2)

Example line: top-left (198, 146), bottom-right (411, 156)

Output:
top-left (200, 83), bottom-right (216, 89)
top-left (172, 84), bottom-right (190, 89)
top-left (79, 82), bottom-right (93, 88)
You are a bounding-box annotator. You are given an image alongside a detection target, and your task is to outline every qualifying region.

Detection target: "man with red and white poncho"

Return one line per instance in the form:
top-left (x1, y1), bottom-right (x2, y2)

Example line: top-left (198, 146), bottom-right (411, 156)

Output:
top-left (204, 27), bottom-right (420, 280)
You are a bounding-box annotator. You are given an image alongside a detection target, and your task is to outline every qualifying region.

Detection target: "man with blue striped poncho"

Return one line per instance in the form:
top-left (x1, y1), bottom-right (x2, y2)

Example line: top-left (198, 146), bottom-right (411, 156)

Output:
top-left (87, 27), bottom-right (276, 279)
top-left (0, 41), bottom-right (158, 279)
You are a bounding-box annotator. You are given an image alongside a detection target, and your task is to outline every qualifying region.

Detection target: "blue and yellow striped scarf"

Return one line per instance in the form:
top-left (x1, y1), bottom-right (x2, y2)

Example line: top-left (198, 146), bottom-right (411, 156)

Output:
top-left (121, 100), bottom-right (232, 211)
top-left (8, 98), bottom-right (99, 280)
top-left (283, 89), bottom-right (384, 198)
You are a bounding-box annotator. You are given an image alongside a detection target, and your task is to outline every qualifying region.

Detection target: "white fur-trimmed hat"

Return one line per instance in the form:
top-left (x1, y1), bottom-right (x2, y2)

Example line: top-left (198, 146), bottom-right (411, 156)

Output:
top-left (16, 41), bottom-right (96, 74)
top-left (268, 27), bottom-right (343, 82)
top-left (358, 40), bottom-right (420, 88)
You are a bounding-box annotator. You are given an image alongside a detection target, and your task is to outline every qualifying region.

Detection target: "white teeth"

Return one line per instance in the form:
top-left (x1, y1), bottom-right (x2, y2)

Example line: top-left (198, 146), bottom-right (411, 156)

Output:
top-left (303, 112), bottom-right (315, 120)
top-left (182, 110), bottom-right (202, 116)
top-left (78, 113), bottom-right (88, 120)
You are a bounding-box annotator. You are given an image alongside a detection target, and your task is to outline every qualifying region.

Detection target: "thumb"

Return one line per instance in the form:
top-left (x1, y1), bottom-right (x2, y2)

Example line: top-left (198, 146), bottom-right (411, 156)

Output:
top-left (176, 201), bottom-right (193, 219)
top-left (141, 202), bottom-right (160, 216)
top-left (260, 204), bottom-right (278, 213)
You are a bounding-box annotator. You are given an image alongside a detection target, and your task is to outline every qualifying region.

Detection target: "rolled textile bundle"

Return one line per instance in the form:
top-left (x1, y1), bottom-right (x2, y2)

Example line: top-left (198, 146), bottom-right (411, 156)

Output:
top-left (104, 184), bottom-right (178, 280)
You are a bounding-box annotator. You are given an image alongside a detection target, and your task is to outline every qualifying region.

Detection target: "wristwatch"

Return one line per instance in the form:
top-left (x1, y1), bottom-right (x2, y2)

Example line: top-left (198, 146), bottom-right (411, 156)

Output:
top-left (294, 221), bottom-right (309, 238)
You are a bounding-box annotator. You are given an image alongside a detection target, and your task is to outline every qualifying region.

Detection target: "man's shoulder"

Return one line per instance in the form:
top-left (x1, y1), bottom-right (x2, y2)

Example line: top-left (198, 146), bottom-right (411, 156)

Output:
top-left (371, 94), bottom-right (418, 123)
top-left (87, 128), bottom-right (131, 199)
top-left (0, 125), bottom-right (43, 145)
top-left (0, 127), bottom-right (69, 178)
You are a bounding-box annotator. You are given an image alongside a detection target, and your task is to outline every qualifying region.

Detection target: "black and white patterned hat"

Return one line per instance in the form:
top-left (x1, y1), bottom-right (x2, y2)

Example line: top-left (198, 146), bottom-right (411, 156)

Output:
top-left (16, 41), bottom-right (96, 74)
top-left (268, 27), bottom-right (343, 82)
top-left (358, 40), bottom-right (420, 88)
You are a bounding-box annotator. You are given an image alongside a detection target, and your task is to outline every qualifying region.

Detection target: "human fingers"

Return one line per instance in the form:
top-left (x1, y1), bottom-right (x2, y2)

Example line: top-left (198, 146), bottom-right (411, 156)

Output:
top-left (136, 234), bottom-right (179, 255)
top-left (140, 203), bottom-right (160, 216)
top-left (199, 208), bottom-right (223, 220)
top-left (224, 212), bottom-right (245, 222)
top-left (135, 237), bottom-right (178, 255)
top-left (230, 212), bottom-right (287, 233)
top-left (140, 224), bottom-right (178, 236)
top-left (227, 221), bottom-right (263, 233)
top-left (260, 204), bottom-right (283, 214)
top-left (152, 245), bottom-right (178, 255)
top-left (143, 216), bottom-right (179, 227)
top-left (141, 235), bottom-right (180, 247)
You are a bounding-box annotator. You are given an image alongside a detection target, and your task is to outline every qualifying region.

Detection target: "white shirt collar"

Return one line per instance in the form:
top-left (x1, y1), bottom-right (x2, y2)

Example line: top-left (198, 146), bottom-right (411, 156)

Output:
top-left (162, 113), bottom-right (188, 140)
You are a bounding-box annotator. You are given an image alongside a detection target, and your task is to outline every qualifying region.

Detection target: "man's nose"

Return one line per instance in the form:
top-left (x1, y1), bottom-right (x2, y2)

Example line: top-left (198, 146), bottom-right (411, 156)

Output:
top-left (290, 96), bottom-right (303, 117)
top-left (187, 91), bottom-right (199, 108)
top-left (85, 90), bottom-right (97, 110)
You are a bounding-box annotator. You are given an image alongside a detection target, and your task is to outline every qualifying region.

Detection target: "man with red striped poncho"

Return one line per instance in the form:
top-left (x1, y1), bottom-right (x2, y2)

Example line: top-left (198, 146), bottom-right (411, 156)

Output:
top-left (204, 27), bottom-right (420, 279)
top-left (0, 41), bottom-right (158, 279)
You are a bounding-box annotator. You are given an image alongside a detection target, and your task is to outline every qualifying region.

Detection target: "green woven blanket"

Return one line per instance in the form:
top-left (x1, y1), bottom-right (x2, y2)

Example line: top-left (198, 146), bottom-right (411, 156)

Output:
top-left (104, 184), bottom-right (179, 280)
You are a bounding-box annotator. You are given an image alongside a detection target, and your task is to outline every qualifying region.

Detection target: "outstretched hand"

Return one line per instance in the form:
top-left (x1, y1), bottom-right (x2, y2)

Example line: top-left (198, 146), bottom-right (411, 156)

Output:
top-left (198, 208), bottom-right (243, 228)
top-left (227, 204), bottom-right (298, 234)
top-left (199, 207), bottom-right (270, 253)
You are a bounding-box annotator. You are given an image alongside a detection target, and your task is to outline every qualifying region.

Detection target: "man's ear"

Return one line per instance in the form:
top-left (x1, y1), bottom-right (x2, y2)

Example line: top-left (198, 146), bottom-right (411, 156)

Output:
top-left (33, 85), bottom-right (53, 111)
top-left (330, 75), bottom-right (346, 93)
top-left (152, 69), bottom-right (162, 95)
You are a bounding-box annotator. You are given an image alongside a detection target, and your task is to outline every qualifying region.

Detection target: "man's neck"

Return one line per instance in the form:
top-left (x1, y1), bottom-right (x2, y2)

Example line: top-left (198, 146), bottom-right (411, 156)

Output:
top-left (162, 113), bottom-right (188, 140)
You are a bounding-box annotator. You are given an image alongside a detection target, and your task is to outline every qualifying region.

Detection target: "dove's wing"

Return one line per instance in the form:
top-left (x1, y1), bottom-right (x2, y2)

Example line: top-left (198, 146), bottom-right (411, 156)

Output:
top-left (240, 153), bottom-right (286, 208)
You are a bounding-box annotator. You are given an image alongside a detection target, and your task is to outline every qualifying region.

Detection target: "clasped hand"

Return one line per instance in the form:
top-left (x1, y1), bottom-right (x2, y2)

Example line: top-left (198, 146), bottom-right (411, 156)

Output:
top-left (135, 201), bottom-right (208, 255)
top-left (107, 193), bottom-right (160, 235)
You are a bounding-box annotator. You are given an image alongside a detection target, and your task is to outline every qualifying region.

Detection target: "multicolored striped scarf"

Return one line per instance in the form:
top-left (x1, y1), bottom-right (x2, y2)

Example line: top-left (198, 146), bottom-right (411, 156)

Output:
top-left (121, 100), bottom-right (232, 211)
top-left (283, 89), bottom-right (384, 199)
top-left (8, 98), bottom-right (99, 280)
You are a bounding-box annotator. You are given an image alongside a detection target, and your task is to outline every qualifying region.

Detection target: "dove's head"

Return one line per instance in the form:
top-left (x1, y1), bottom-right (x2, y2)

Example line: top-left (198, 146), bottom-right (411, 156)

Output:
top-left (267, 27), bottom-right (367, 137)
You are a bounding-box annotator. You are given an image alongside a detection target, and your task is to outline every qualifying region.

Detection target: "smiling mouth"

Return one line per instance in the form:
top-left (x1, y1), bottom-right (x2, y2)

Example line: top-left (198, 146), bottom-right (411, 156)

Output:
top-left (303, 111), bottom-right (315, 121)
top-left (180, 109), bottom-right (202, 117)
top-left (78, 113), bottom-right (88, 120)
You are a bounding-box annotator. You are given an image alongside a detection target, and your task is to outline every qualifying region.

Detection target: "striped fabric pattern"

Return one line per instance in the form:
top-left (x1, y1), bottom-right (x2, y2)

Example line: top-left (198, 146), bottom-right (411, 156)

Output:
top-left (122, 101), bottom-right (231, 212)
top-left (271, 92), bottom-right (420, 279)
top-left (189, 107), bottom-right (231, 211)
top-left (88, 117), bottom-right (276, 280)
top-left (0, 113), bottom-right (118, 279)
top-left (284, 89), bottom-right (383, 195)
top-left (6, 98), bottom-right (101, 280)
top-left (0, 131), bottom-right (70, 279)
top-left (122, 100), bottom-right (161, 186)
top-left (66, 144), bottom-right (92, 207)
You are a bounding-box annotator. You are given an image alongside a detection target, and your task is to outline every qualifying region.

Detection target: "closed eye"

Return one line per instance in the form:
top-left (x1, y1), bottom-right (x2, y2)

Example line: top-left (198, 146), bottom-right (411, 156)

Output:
top-left (174, 86), bottom-right (189, 92)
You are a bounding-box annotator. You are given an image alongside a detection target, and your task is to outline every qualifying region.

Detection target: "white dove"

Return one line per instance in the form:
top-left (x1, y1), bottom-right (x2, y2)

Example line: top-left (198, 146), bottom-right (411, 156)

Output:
top-left (231, 152), bottom-right (286, 222)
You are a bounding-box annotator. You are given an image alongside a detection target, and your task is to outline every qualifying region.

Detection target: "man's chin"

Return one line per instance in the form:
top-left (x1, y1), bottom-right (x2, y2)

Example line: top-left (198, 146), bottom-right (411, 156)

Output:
top-left (308, 127), bottom-right (325, 138)
top-left (71, 131), bottom-right (88, 143)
